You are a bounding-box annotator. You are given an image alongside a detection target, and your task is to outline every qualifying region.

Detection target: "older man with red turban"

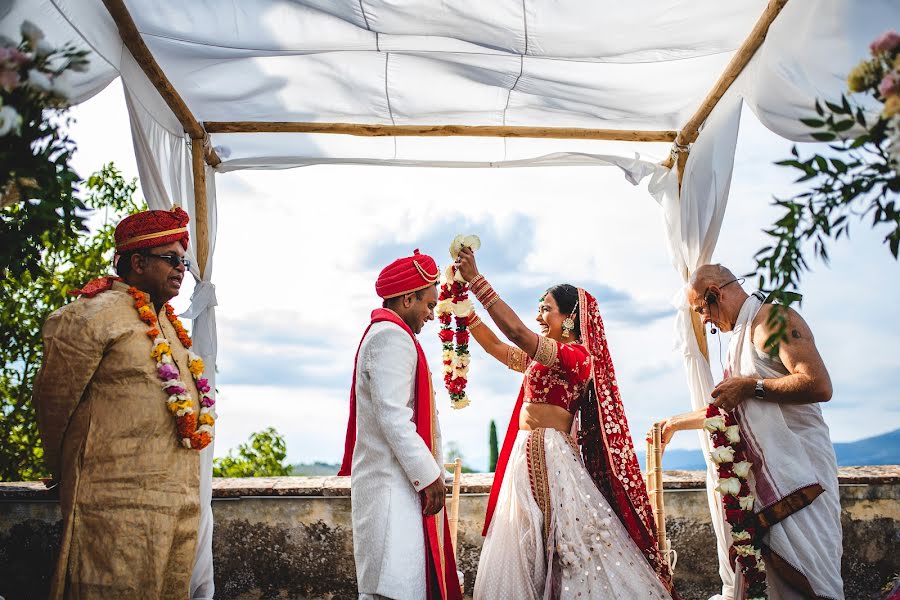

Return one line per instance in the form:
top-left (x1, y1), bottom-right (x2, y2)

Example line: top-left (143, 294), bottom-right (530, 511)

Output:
top-left (340, 250), bottom-right (462, 600)
top-left (33, 206), bottom-right (209, 599)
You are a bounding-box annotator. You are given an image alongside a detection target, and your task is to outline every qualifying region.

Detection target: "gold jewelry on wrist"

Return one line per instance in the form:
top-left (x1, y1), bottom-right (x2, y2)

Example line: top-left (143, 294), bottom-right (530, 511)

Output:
top-left (468, 314), bottom-right (483, 330)
top-left (483, 295), bottom-right (501, 310)
top-left (468, 274), bottom-right (485, 288)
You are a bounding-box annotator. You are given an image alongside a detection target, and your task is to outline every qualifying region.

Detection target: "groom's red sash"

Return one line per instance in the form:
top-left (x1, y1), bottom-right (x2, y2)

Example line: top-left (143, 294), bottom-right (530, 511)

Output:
top-left (339, 309), bottom-right (462, 600)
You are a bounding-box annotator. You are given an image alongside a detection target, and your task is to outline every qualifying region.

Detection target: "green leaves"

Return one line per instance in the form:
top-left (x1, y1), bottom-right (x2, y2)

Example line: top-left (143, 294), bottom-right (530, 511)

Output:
top-left (754, 94), bottom-right (899, 353)
top-left (0, 164), bottom-right (144, 482)
top-left (213, 428), bottom-right (291, 478)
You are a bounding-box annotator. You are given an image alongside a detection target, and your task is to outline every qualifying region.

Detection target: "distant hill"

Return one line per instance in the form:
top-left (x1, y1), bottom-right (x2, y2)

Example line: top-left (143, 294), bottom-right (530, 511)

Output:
top-left (291, 429), bottom-right (899, 475)
top-left (638, 428), bottom-right (900, 471)
top-left (833, 428), bottom-right (900, 467)
top-left (290, 462), bottom-right (340, 476)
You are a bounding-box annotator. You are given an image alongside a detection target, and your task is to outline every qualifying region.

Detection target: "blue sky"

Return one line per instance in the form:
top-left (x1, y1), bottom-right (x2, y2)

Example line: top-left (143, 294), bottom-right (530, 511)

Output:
top-left (68, 81), bottom-right (900, 471)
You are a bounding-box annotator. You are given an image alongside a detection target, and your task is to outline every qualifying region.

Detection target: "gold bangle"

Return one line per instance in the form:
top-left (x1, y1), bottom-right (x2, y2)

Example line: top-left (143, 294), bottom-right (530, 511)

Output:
top-left (468, 274), bottom-right (485, 288)
top-left (483, 295), bottom-right (501, 310)
top-left (468, 314), bottom-right (483, 330)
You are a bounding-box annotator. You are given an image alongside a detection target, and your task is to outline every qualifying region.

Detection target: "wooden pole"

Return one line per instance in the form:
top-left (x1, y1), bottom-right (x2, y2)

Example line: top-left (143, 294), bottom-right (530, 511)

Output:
top-left (191, 138), bottom-right (209, 276)
top-left (662, 0), bottom-right (788, 168)
top-left (652, 423), bottom-right (667, 555)
top-left (203, 121), bottom-right (678, 142)
top-left (101, 0), bottom-right (221, 167)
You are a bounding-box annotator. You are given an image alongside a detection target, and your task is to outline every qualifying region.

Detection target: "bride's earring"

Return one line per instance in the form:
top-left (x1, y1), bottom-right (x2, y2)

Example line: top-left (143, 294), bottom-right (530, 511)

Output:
top-left (561, 317), bottom-right (575, 338)
top-left (561, 304), bottom-right (578, 339)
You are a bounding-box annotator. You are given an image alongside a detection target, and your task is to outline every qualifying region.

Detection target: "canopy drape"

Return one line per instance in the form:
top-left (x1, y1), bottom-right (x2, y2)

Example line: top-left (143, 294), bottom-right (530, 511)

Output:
top-left (3, 1), bottom-right (895, 597)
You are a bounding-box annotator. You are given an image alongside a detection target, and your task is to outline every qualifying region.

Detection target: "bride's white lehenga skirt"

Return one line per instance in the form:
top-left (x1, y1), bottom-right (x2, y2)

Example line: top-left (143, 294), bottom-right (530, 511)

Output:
top-left (474, 429), bottom-right (671, 600)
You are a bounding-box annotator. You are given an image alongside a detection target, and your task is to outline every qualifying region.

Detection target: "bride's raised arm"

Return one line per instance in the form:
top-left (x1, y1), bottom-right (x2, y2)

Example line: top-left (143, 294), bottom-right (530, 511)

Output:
top-left (467, 314), bottom-right (531, 373)
top-left (457, 247), bottom-right (540, 359)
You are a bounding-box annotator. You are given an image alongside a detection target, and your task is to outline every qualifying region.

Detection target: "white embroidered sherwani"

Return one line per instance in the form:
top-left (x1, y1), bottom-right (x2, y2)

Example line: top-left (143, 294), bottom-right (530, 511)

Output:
top-left (350, 321), bottom-right (444, 600)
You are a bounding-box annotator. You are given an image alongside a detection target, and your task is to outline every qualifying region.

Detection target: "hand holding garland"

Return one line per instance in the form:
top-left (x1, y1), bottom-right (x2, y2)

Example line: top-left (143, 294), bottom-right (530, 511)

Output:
top-left (455, 247), bottom-right (540, 359)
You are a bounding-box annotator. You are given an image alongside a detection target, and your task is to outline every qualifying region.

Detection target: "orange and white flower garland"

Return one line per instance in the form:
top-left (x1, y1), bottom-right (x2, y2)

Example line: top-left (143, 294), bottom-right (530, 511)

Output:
top-left (437, 264), bottom-right (474, 409)
top-left (704, 404), bottom-right (766, 599)
top-left (127, 286), bottom-right (216, 450)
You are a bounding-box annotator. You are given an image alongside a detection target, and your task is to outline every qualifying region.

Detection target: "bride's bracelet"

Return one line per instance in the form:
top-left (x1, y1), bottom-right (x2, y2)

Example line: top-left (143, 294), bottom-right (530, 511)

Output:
top-left (467, 314), bottom-right (483, 330)
top-left (470, 275), bottom-right (500, 309)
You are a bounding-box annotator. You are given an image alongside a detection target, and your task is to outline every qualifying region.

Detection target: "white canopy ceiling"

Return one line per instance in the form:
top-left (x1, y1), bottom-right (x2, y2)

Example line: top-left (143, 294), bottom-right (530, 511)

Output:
top-left (5, 1), bottom-right (890, 169)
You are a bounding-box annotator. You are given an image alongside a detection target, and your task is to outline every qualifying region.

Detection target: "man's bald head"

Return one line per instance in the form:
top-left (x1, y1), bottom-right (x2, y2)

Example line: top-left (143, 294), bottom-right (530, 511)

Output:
top-left (686, 264), bottom-right (747, 333)
top-left (689, 264), bottom-right (738, 292)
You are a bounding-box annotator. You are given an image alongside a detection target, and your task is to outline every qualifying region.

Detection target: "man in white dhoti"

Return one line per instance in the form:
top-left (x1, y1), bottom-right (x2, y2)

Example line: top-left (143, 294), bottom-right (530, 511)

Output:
top-left (338, 250), bottom-right (462, 600)
top-left (659, 264), bottom-right (843, 600)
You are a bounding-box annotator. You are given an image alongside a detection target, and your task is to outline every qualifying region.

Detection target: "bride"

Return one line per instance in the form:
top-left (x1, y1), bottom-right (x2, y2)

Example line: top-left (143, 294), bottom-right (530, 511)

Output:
top-left (455, 247), bottom-right (676, 599)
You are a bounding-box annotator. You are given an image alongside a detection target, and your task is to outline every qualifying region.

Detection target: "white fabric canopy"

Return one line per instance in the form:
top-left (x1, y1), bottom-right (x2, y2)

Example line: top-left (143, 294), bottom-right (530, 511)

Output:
top-left (4, 0), bottom-right (897, 597)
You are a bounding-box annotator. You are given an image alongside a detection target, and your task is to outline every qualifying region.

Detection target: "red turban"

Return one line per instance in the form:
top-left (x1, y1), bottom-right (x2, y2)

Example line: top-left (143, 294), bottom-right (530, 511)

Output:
top-left (115, 206), bottom-right (190, 253)
top-left (376, 249), bottom-right (440, 299)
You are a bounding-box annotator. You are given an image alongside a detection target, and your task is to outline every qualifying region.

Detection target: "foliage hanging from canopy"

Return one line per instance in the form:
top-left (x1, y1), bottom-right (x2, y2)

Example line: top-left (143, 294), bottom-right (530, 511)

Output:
top-left (755, 30), bottom-right (900, 350)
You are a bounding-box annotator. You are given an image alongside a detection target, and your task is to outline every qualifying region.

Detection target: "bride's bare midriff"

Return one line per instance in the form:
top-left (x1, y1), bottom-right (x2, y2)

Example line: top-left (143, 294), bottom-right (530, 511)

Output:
top-left (519, 402), bottom-right (574, 433)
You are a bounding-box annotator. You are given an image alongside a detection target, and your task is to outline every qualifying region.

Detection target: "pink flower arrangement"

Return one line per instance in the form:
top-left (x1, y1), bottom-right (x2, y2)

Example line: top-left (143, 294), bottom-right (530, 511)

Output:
top-left (157, 363), bottom-right (179, 380)
top-left (879, 72), bottom-right (899, 98)
top-left (870, 30), bottom-right (900, 55)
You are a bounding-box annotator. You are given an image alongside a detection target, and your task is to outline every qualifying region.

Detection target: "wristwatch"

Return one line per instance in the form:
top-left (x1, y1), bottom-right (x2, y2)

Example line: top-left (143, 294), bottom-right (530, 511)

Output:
top-left (754, 379), bottom-right (766, 399)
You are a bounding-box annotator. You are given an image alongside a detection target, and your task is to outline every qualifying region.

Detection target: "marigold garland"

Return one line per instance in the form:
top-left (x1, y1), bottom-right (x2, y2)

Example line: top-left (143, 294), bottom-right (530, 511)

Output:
top-left (704, 404), bottom-right (766, 599)
top-left (126, 286), bottom-right (216, 450)
top-left (437, 265), bottom-right (473, 409)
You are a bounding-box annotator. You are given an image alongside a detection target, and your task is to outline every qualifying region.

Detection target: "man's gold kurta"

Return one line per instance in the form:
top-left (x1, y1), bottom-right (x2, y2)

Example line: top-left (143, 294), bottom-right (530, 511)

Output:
top-left (33, 281), bottom-right (200, 599)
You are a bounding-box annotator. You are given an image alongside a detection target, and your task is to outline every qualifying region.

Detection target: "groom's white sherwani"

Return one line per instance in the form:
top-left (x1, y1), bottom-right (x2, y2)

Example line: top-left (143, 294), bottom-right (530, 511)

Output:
top-left (351, 321), bottom-right (444, 600)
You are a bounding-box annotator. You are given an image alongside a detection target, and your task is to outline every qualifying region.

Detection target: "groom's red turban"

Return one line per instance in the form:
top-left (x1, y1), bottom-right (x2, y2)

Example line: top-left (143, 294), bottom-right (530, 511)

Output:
top-left (376, 249), bottom-right (440, 299)
top-left (115, 206), bottom-right (190, 252)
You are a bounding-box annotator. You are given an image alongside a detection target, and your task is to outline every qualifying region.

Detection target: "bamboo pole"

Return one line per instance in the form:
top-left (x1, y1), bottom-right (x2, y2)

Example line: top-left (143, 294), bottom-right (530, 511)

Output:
top-left (101, 0), bottom-right (221, 167)
top-left (662, 0), bottom-right (788, 168)
top-left (203, 121), bottom-right (678, 142)
top-left (191, 139), bottom-right (209, 276)
top-left (652, 423), bottom-right (666, 555)
top-left (449, 458), bottom-right (462, 553)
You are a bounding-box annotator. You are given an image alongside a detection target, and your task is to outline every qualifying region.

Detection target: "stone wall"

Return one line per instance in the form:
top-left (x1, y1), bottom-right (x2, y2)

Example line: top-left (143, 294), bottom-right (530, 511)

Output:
top-left (1, 466), bottom-right (897, 600)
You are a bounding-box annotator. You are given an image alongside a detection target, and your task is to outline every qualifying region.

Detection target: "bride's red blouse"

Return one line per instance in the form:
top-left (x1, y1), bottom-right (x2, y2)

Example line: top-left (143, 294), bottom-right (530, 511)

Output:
top-left (523, 340), bottom-right (592, 414)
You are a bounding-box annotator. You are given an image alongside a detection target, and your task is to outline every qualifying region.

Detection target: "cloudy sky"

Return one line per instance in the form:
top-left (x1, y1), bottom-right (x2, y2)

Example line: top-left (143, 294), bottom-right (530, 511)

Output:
top-left (67, 80), bottom-right (900, 472)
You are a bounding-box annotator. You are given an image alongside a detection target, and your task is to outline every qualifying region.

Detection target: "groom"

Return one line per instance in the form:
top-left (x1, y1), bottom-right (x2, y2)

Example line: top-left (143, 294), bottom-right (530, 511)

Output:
top-left (339, 250), bottom-right (462, 600)
top-left (658, 264), bottom-right (843, 600)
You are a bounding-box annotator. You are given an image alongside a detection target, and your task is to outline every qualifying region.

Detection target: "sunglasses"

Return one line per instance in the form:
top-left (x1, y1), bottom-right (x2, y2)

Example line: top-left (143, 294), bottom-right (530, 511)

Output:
top-left (144, 253), bottom-right (192, 269)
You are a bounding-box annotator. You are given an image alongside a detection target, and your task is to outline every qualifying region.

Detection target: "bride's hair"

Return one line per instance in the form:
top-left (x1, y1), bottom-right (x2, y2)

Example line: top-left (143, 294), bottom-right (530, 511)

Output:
top-left (544, 283), bottom-right (580, 338)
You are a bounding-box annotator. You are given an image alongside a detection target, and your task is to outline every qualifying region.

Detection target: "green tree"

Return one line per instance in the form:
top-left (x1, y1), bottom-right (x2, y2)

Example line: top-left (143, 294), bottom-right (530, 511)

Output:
top-left (443, 440), bottom-right (475, 473)
top-left (213, 427), bottom-right (291, 478)
top-left (0, 163), bottom-right (144, 481)
top-left (488, 420), bottom-right (499, 472)
top-left (1, 22), bottom-right (91, 280)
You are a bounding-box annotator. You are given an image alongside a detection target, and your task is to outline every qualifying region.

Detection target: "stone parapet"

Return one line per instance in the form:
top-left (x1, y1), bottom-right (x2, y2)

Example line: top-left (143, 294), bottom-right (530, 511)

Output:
top-left (1, 466), bottom-right (897, 599)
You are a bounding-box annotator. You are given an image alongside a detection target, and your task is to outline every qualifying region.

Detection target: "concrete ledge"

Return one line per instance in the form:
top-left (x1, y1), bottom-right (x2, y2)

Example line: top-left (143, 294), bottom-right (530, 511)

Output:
top-left (1, 465), bottom-right (896, 499)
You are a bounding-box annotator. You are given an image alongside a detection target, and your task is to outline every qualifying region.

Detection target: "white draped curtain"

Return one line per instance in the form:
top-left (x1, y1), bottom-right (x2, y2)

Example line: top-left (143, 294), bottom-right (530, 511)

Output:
top-left (5, 0), bottom-right (897, 597)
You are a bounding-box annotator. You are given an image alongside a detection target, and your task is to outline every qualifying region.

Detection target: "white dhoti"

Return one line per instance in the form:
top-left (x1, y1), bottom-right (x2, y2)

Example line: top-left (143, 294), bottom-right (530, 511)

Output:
top-left (729, 293), bottom-right (843, 600)
top-left (474, 428), bottom-right (671, 600)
